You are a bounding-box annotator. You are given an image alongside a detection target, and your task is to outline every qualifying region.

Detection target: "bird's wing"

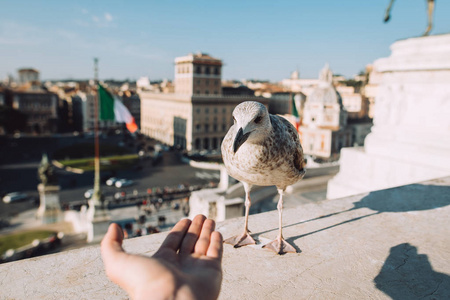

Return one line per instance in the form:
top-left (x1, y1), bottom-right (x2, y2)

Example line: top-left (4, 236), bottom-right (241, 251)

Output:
top-left (270, 114), bottom-right (306, 172)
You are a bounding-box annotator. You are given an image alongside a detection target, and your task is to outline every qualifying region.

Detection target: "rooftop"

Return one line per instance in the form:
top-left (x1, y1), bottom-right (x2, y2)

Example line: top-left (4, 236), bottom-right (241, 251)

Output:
top-left (1, 176), bottom-right (449, 299)
top-left (174, 53), bottom-right (223, 65)
top-left (18, 68), bottom-right (39, 73)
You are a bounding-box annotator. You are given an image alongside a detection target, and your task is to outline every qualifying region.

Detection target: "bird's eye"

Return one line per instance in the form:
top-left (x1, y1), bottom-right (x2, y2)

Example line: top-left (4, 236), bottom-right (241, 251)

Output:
top-left (254, 116), bottom-right (262, 124)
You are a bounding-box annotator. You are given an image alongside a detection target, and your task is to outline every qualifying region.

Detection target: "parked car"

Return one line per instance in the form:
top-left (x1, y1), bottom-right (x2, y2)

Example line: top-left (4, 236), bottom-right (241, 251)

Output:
top-left (2, 192), bottom-right (28, 204)
top-left (84, 189), bottom-right (94, 199)
top-left (106, 177), bottom-right (120, 186)
top-left (115, 179), bottom-right (134, 188)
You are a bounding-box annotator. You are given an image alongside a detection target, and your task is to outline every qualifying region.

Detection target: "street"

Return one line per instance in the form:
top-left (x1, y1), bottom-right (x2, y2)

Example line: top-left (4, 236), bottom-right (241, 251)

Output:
top-left (0, 150), bottom-right (220, 220)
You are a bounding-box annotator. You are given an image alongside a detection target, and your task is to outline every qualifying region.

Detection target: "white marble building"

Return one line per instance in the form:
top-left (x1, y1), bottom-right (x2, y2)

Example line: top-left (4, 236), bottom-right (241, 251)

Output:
top-left (327, 34), bottom-right (450, 199)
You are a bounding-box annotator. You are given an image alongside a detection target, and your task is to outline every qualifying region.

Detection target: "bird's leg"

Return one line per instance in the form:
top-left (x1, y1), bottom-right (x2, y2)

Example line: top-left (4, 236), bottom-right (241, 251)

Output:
top-left (224, 185), bottom-right (256, 248)
top-left (383, 0), bottom-right (395, 22)
top-left (424, 0), bottom-right (435, 36)
top-left (263, 189), bottom-right (297, 254)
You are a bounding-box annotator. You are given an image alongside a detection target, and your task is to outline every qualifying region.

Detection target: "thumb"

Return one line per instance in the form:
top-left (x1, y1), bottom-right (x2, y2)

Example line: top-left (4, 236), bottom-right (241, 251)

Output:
top-left (101, 223), bottom-right (128, 281)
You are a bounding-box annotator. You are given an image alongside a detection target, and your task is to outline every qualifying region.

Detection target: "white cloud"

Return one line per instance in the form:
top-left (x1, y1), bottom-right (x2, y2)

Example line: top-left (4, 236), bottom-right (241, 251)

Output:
top-left (88, 12), bottom-right (114, 28)
top-left (105, 13), bottom-right (113, 22)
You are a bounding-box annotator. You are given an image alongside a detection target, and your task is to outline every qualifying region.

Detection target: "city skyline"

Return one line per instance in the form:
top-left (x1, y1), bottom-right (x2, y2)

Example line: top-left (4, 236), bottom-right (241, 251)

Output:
top-left (1, 0), bottom-right (450, 82)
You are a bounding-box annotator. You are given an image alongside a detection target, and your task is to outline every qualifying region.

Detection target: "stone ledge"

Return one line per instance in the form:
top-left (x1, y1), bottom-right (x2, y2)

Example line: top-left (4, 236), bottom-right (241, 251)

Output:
top-left (1, 177), bottom-right (449, 299)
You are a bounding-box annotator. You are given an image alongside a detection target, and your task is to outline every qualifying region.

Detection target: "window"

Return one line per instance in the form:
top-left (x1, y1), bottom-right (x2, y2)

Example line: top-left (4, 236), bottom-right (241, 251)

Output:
top-left (196, 66), bottom-right (201, 74)
top-left (196, 124), bottom-right (201, 131)
top-left (205, 108), bottom-right (209, 113)
top-left (213, 124), bottom-right (217, 132)
top-left (205, 67), bottom-right (210, 75)
top-left (205, 90), bottom-right (209, 95)
top-left (204, 124), bottom-right (209, 132)
top-left (214, 68), bottom-right (220, 75)
top-left (206, 80), bottom-right (209, 85)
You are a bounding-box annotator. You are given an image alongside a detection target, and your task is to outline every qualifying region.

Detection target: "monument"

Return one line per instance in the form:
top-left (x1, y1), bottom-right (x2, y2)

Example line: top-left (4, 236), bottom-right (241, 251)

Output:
top-left (36, 153), bottom-right (62, 223)
top-left (327, 33), bottom-right (450, 199)
top-left (299, 64), bottom-right (352, 159)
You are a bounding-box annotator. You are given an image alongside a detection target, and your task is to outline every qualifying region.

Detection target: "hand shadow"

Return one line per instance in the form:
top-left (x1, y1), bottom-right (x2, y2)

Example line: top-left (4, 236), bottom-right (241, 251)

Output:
top-left (374, 243), bottom-right (450, 299)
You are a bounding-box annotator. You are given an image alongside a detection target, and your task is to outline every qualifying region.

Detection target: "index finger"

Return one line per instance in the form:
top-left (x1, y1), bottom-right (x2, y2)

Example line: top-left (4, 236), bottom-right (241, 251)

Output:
top-left (159, 218), bottom-right (192, 251)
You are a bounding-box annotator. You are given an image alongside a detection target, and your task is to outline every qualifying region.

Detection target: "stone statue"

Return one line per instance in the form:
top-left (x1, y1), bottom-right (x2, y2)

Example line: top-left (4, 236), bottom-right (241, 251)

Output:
top-left (38, 153), bottom-right (58, 186)
top-left (384, 0), bottom-right (435, 36)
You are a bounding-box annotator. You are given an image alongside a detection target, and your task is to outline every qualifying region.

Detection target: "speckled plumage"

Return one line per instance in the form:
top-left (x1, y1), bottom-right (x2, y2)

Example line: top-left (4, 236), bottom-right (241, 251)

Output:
top-left (221, 101), bottom-right (306, 189)
top-left (221, 101), bottom-right (306, 254)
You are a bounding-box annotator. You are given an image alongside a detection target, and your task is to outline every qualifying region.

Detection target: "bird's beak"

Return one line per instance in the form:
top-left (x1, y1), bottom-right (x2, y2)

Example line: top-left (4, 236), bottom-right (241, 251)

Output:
top-left (233, 127), bottom-right (250, 153)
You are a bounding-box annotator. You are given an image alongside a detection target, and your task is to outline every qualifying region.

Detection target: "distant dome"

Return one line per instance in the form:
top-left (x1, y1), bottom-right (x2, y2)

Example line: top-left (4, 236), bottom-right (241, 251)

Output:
top-left (308, 87), bottom-right (341, 104)
top-left (307, 64), bottom-right (343, 106)
top-left (290, 70), bottom-right (299, 79)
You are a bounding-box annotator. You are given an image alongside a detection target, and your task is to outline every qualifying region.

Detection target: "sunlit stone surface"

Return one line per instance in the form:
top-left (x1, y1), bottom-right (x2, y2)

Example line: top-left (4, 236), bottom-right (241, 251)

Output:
top-left (1, 176), bottom-right (449, 299)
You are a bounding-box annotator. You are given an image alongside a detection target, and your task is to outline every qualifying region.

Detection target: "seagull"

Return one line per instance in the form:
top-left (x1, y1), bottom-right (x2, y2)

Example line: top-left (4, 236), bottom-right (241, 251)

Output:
top-left (221, 101), bottom-right (306, 254)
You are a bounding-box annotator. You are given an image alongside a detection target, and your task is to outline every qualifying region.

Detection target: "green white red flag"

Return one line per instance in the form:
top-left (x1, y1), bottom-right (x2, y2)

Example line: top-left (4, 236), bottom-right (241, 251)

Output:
top-left (291, 93), bottom-right (300, 131)
top-left (98, 84), bottom-right (138, 133)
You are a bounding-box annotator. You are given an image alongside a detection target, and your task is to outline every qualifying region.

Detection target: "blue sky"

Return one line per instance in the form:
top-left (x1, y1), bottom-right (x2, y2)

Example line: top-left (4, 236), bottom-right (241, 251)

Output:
top-left (1, 0), bottom-right (449, 81)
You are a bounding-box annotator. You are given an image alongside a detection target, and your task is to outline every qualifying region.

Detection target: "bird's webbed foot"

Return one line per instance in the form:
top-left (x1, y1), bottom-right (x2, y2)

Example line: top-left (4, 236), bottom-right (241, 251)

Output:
top-left (224, 232), bottom-right (256, 248)
top-left (263, 236), bottom-right (297, 255)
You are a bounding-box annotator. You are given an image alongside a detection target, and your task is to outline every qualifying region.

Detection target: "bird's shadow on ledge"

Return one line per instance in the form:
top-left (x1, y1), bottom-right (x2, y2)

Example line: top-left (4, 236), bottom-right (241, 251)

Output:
top-left (254, 183), bottom-right (450, 246)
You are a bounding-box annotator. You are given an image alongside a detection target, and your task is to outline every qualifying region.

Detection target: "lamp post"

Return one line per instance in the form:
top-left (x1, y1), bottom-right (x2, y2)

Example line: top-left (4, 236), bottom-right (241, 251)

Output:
top-left (87, 58), bottom-right (109, 238)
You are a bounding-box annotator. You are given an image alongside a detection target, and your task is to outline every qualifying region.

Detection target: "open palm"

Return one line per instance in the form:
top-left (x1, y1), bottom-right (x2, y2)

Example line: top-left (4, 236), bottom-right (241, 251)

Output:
top-left (101, 215), bottom-right (223, 300)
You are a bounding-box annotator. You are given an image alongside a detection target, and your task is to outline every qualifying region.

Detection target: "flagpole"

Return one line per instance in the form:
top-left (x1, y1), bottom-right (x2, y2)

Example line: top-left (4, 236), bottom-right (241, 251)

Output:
top-left (89, 57), bottom-right (103, 217)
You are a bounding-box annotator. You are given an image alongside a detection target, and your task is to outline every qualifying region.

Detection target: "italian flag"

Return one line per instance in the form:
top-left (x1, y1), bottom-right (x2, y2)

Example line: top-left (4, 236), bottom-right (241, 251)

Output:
top-left (291, 93), bottom-right (300, 131)
top-left (98, 84), bottom-right (138, 133)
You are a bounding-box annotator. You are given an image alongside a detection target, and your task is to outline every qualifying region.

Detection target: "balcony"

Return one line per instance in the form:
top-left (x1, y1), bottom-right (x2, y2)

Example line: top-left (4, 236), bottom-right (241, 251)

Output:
top-left (1, 176), bottom-right (449, 299)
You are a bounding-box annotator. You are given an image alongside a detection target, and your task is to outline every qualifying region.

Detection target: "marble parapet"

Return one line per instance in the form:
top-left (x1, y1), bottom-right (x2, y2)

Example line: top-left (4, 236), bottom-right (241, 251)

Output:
top-left (1, 176), bottom-right (449, 299)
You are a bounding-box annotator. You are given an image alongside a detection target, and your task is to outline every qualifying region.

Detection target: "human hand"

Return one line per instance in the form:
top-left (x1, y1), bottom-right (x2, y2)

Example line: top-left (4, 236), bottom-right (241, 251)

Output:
top-left (101, 215), bottom-right (223, 300)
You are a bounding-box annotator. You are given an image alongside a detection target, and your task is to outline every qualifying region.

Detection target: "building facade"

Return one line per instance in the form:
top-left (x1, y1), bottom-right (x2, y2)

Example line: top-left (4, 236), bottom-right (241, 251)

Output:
top-left (174, 53), bottom-right (222, 96)
top-left (363, 64), bottom-right (383, 119)
top-left (140, 53), bottom-right (269, 151)
top-left (122, 94), bottom-right (141, 129)
top-left (12, 91), bottom-right (58, 134)
top-left (267, 92), bottom-right (306, 117)
top-left (79, 90), bottom-right (115, 132)
top-left (299, 64), bottom-right (352, 159)
top-left (18, 68), bottom-right (40, 85)
top-left (336, 85), bottom-right (370, 120)
top-left (280, 70), bottom-right (319, 96)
